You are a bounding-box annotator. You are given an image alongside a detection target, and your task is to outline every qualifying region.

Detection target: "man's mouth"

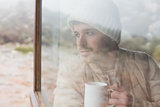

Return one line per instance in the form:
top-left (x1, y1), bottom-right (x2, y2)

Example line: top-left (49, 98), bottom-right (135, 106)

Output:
top-left (80, 50), bottom-right (91, 57)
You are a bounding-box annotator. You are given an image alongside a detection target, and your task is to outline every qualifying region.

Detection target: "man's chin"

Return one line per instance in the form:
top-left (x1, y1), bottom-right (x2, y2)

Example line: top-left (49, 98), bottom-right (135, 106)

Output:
top-left (80, 56), bottom-right (92, 63)
top-left (80, 54), bottom-right (100, 63)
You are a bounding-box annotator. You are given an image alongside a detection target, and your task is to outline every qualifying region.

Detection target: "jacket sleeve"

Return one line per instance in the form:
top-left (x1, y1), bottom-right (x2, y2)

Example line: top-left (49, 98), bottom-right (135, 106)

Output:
top-left (53, 63), bottom-right (83, 107)
top-left (132, 55), bottom-right (160, 107)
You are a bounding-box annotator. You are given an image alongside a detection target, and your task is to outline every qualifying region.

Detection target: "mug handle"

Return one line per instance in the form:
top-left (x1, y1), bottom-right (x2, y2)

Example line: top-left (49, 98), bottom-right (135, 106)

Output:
top-left (107, 89), bottom-right (114, 98)
top-left (107, 89), bottom-right (115, 107)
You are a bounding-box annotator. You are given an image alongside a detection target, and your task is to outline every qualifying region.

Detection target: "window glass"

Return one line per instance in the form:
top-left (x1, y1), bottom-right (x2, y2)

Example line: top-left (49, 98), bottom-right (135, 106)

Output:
top-left (42, 0), bottom-right (160, 106)
top-left (42, 0), bottom-right (60, 105)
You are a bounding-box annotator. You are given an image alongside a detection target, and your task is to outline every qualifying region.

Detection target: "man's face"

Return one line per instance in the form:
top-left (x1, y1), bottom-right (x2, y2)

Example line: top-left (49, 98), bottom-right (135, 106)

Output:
top-left (73, 22), bottom-right (115, 62)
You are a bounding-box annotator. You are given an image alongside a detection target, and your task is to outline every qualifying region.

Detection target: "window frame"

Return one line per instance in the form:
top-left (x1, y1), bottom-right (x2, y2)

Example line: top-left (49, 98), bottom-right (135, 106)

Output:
top-left (30, 0), bottom-right (51, 106)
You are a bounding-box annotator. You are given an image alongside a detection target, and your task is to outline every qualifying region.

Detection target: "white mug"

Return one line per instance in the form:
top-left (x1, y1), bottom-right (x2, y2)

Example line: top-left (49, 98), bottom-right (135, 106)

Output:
top-left (84, 82), bottom-right (114, 107)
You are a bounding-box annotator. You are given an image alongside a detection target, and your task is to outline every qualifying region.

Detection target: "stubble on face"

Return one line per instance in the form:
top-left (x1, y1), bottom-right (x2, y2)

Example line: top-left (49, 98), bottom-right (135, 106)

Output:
top-left (72, 22), bottom-right (118, 63)
top-left (80, 35), bottom-right (117, 63)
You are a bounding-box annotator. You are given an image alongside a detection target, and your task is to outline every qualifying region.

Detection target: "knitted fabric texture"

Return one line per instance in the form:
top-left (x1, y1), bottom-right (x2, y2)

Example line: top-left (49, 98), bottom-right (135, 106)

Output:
top-left (68, 0), bottom-right (121, 44)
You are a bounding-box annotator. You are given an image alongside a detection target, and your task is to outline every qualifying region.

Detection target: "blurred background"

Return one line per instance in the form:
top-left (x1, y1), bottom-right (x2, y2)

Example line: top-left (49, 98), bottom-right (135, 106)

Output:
top-left (0, 0), bottom-right (34, 107)
top-left (0, 0), bottom-right (159, 106)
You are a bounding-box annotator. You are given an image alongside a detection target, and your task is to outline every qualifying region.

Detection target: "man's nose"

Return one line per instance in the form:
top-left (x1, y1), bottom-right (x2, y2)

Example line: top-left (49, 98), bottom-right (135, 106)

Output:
top-left (77, 35), bottom-right (87, 47)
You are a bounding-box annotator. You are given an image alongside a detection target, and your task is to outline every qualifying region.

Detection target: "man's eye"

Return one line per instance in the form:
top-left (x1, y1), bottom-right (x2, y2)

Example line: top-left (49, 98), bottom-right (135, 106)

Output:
top-left (73, 32), bottom-right (80, 38)
top-left (86, 31), bottom-right (94, 36)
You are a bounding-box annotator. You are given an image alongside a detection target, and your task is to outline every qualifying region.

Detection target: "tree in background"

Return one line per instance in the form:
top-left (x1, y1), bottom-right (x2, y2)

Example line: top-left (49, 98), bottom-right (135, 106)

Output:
top-left (153, 45), bottom-right (160, 63)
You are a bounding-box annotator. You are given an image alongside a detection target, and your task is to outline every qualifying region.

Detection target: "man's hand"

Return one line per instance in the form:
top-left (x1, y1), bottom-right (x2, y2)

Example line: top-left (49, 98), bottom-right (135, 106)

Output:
top-left (107, 84), bottom-right (131, 107)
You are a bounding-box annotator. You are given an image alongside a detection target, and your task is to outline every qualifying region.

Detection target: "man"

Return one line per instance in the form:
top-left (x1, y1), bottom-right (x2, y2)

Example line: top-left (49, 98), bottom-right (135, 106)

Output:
top-left (54, 0), bottom-right (160, 107)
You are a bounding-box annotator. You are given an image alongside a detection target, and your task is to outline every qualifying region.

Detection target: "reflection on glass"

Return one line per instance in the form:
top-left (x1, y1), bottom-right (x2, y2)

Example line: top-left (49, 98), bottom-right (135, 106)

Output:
top-left (42, 0), bottom-right (60, 105)
top-left (42, 0), bottom-right (160, 106)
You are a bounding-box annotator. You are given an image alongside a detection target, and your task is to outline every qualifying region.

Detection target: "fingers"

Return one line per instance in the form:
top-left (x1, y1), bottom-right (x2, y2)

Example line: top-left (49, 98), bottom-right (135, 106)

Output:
top-left (108, 84), bottom-right (119, 91)
top-left (108, 98), bottom-right (128, 106)
top-left (107, 105), bottom-right (127, 107)
top-left (107, 84), bottom-right (129, 107)
top-left (108, 91), bottom-right (128, 106)
top-left (115, 106), bottom-right (127, 107)
top-left (108, 84), bottom-right (126, 92)
top-left (107, 104), bottom-right (127, 107)
top-left (108, 105), bottom-right (126, 107)
top-left (111, 91), bottom-right (128, 99)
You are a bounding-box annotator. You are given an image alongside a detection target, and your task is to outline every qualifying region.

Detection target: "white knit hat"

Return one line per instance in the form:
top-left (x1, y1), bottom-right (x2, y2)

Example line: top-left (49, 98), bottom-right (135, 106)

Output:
top-left (68, 0), bottom-right (121, 44)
